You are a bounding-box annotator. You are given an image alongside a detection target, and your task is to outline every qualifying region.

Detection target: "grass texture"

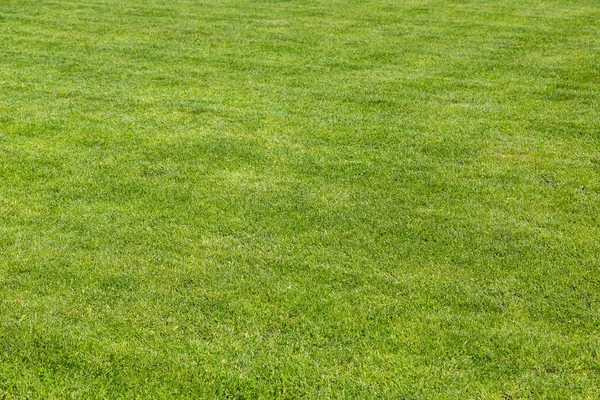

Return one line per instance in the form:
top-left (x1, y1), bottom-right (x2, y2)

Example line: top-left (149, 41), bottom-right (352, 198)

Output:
top-left (0, 0), bottom-right (599, 398)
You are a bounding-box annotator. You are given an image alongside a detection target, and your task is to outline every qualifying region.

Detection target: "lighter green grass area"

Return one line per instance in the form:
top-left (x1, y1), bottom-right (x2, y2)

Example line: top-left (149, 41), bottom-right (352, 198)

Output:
top-left (0, 0), bottom-right (599, 398)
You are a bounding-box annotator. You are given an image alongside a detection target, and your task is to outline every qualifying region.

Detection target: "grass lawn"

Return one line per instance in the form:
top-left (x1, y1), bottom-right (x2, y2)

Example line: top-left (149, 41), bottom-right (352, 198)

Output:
top-left (0, 0), bottom-right (599, 397)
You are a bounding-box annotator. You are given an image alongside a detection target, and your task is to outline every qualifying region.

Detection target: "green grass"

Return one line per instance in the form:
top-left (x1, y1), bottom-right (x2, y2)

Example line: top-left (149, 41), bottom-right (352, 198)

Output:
top-left (0, 0), bottom-right (599, 397)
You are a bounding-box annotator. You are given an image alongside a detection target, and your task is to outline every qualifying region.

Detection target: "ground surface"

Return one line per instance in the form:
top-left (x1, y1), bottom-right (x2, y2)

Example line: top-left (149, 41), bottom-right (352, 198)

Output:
top-left (0, 0), bottom-right (599, 398)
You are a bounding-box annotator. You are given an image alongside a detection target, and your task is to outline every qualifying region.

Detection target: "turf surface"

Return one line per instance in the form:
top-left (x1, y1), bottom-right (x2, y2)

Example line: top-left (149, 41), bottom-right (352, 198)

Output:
top-left (0, 0), bottom-right (599, 398)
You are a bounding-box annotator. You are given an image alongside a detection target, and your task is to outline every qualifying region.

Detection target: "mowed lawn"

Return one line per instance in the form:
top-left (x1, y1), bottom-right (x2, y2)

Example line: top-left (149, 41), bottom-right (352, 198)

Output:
top-left (0, 0), bottom-right (599, 398)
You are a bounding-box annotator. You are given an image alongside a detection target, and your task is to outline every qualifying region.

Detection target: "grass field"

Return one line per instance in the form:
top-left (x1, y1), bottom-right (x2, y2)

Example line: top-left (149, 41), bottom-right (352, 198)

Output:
top-left (0, 0), bottom-right (599, 398)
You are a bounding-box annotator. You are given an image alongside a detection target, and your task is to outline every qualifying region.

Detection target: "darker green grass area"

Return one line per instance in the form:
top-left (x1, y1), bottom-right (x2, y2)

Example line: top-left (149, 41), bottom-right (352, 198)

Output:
top-left (0, 0), bottom-right (599, 398)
